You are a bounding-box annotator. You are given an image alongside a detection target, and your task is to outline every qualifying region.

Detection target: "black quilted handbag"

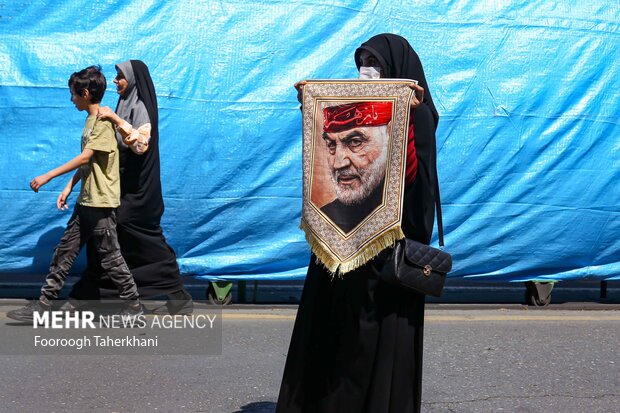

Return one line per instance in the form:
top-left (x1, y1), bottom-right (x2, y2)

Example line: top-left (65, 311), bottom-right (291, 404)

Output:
top-left (380, 238), bottom-right (452, 297)
top-left (380, 173), bottom-right (452, 297)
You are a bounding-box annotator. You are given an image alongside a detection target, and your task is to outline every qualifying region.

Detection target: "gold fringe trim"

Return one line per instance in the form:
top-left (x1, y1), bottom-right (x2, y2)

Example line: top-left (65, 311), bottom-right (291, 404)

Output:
top-left (300, 220), bottom-right (405, 277)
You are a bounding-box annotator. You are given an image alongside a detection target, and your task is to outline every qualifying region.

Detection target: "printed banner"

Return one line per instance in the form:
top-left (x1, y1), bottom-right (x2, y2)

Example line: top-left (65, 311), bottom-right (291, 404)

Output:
top-left (301, 80), bottom-right (414, 274)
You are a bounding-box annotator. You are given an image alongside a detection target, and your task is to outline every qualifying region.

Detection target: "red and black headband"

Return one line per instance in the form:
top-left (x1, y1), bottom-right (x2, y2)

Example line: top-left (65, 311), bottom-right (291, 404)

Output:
top-left (323, 101), bottom-right (393, 133)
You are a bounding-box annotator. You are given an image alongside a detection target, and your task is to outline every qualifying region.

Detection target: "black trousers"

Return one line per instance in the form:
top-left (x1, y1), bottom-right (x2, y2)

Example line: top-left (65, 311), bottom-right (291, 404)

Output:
top-left (40, 204), bottom-right (138, 302)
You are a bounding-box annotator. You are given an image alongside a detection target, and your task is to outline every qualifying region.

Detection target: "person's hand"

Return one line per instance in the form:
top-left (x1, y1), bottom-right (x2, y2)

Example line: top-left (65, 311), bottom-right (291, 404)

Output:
top-left (123, 135), bottom-right (138, 146)
top-left (56, 188), bottom-right (71, 210)
top-left (294, 80), bottom-right (307, 105)
top-left (409, 83), bottom-right (425, 110)
top-left (30, 174), bottom-right (51, 192)
top-left (97, 106), bottom-right (116, 122)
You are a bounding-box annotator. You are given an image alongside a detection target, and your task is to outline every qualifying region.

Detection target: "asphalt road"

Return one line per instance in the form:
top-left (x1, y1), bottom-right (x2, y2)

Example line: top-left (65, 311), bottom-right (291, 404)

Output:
top-left (0, 301), bottom-right (618, 413)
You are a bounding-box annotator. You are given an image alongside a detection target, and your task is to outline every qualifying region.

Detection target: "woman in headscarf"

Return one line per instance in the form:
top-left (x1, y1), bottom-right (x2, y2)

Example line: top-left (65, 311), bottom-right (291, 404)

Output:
top-left (70, 60), bottom-right (193, 314)
top-left (276, 34), bottom-right (440, 413)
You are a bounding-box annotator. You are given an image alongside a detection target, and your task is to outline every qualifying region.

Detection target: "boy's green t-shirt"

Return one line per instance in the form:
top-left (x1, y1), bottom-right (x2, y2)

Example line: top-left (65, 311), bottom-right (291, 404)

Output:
top-left (77, 116), bottom-right (120, 208)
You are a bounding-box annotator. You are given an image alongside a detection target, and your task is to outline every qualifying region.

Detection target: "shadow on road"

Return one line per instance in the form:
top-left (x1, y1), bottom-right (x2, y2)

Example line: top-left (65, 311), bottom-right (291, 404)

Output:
top-left (233, 401), bottom-right (276, 413)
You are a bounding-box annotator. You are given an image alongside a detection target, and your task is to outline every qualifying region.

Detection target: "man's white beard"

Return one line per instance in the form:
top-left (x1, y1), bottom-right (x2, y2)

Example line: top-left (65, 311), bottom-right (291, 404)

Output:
top-left (331, 146), bottom-right (388, 206)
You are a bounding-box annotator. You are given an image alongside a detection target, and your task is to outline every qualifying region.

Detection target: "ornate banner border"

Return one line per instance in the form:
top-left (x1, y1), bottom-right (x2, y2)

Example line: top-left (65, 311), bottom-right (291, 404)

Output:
top-left (301, 79), bottom-right (414, 274)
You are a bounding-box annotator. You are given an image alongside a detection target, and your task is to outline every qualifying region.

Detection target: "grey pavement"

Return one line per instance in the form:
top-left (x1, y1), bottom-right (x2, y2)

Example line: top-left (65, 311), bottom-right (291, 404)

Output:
top-left (0, 300), bottom-right (618, 413)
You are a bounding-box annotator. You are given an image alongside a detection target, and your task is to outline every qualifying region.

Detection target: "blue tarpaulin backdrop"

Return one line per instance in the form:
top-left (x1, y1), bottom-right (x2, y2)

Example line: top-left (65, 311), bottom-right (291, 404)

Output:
top-left (1, 1), bottom-right (618, 282)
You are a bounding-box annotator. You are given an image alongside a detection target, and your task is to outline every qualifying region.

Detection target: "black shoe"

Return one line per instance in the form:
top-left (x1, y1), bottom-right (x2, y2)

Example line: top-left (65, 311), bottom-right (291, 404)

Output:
top-left (165, 300), bottom-right (193, 315)
top-left (7, 300), bottom-right (52, 323)
top-left (166, 289), bottom-right (194, 315)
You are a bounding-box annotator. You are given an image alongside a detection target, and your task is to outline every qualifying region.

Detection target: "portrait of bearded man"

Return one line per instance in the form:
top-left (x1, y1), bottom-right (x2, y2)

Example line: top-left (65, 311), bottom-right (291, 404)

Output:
top-left (317, 101), bottom-right (392, 233)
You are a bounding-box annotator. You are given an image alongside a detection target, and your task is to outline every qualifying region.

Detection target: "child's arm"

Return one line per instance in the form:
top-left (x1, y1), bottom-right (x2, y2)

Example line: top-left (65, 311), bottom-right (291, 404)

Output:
top-left (56, 171), bottom-right (81, 210)
top-left (30, 148), bottom-right (95, 193)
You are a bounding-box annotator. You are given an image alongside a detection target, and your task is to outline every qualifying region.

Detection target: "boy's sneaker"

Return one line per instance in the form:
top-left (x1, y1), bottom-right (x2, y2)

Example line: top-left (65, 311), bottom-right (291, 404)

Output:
top-left (118, 300), bottom-right (144, 318)
top-left (58, 299), bottom-right (87, 312)
top-left (7, 299), bottom-right (52, 323)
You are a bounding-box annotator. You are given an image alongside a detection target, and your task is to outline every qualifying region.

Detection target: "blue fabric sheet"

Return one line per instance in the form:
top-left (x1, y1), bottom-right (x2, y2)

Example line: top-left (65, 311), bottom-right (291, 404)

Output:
top-left (0, 1), bottom-right (618, 282)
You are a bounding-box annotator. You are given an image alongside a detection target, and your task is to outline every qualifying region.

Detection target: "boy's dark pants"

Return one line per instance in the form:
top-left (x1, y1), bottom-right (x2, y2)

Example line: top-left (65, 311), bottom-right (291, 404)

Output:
top-left (40, 204), bottom-right (138, 302)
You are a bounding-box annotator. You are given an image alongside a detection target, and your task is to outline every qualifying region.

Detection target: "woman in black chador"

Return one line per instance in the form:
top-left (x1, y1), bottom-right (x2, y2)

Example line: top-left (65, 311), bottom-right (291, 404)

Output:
top-left (276, 34), bottom-right (440, 413)
top-left (70, 60), bottom-right (193, 314)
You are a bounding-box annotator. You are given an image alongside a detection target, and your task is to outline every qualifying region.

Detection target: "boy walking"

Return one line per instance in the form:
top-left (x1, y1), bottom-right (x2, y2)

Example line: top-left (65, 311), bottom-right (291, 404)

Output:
top-left (8, 65), bottom-right (142, 322)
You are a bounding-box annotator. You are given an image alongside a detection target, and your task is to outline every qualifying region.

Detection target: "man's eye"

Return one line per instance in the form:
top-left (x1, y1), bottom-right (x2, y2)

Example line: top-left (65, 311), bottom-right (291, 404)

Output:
top-left (348, 139), bottom-right (363, 148)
